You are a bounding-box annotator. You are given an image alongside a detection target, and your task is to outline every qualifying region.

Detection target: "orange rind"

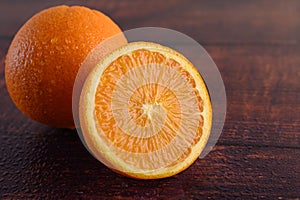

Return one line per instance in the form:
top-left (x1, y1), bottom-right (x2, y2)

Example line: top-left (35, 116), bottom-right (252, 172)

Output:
top-left (79, 42), bottom-right (212, 179)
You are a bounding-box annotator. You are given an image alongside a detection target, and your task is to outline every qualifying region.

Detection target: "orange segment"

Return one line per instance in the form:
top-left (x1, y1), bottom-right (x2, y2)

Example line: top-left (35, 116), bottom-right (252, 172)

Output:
top-left (79, 42), bottom-right (212, 179)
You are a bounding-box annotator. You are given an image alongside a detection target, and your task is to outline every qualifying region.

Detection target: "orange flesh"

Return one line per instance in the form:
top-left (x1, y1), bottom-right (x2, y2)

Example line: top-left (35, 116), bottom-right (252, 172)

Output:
top-left (94, 49), bottom-right (204, 168)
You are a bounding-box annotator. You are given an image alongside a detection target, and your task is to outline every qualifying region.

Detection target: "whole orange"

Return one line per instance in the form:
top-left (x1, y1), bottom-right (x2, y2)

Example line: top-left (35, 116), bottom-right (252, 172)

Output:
top-left (5, 5), bottom-right (125, 128)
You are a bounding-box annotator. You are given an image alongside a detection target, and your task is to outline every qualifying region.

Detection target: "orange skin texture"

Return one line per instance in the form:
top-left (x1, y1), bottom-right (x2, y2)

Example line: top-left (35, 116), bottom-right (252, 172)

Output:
top-left (5, 5), bottom-right (123, 128)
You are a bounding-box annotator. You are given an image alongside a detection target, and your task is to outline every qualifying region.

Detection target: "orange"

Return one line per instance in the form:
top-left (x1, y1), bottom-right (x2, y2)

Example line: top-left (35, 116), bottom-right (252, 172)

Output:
top-left (5, 5), bottom-right (126, 128)
top-left (79, 42), bottom-right (212, 179)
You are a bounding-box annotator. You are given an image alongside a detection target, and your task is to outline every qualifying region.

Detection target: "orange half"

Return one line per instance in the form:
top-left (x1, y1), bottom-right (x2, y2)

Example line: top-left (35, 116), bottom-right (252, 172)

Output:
top-left (79, 42), bottom-right (212, 179)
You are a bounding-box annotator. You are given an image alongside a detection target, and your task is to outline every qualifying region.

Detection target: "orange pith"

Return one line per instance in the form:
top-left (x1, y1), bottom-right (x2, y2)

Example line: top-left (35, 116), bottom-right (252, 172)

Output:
top-left (128, 83), bottom-right (181, 128)
top-left (80, 42), bottom-right (212, 179)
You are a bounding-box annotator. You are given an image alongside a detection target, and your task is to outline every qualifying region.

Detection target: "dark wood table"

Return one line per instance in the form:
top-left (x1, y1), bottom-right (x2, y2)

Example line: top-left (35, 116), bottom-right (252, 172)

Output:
top-left (1, 1), bottom-right (299, 199)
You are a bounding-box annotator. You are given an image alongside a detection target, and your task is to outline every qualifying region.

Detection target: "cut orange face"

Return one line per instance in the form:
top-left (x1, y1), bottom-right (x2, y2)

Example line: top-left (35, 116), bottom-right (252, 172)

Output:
top-left (79, 42), bottom-right (212, 179)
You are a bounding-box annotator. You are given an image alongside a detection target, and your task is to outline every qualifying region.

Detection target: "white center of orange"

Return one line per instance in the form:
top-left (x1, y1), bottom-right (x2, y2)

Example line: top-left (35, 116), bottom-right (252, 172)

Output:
top-left (142, 103), bottom-right (163, 122)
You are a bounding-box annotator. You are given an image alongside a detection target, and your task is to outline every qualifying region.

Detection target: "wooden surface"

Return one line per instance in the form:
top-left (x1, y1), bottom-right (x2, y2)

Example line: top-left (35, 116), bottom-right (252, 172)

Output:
top-left (0, 0), bottom-right (299, 199)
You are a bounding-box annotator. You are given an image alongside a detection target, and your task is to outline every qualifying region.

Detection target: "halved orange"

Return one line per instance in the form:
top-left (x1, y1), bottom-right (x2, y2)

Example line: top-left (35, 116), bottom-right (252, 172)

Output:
top-left (79, 42), bottom-right (212, 179)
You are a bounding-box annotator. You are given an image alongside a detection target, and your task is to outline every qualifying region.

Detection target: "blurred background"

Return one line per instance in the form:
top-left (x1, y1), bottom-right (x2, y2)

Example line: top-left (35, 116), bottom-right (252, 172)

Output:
top-left (1, 0), bottom-right (299, 44)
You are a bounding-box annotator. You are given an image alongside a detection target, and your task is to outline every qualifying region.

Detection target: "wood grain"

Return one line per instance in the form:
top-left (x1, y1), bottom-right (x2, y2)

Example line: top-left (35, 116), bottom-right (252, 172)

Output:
top-left (208, 45), bottom-right (300, 148)
top-left (0, 129), bottom-right (299, 199)
top-left (0, 0), bottom-right (299, 199)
